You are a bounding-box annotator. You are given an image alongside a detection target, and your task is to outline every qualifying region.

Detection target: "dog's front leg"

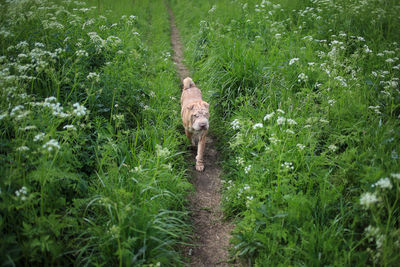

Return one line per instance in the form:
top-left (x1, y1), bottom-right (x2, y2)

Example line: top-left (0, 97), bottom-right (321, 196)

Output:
top-left (195, 131), bottom-right (207, 171)
top-left (185, 129), bottom-right (195, 147)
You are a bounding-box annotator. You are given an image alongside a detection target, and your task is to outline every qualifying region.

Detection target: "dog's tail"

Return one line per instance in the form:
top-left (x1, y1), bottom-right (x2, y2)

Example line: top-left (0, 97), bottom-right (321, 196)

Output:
top-left (183, 77), bottom-right (195, 90)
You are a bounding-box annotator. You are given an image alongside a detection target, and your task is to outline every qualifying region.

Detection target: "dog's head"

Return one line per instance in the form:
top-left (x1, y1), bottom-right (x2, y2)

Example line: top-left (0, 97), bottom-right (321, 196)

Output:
top-left (186, 101), bottom-right (210, 131)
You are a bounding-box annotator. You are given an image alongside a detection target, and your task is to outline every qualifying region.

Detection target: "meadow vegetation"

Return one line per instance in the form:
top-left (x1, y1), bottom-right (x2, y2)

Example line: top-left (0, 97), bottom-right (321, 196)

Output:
top-left (0, 0), bottom-right (190, 265)
top-left (171, 0), bottom-right (400, 265)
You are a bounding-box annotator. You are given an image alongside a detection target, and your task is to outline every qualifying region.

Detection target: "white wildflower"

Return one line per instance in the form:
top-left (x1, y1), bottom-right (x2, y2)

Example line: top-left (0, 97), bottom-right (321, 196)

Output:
top-left (390, 173), bottom-right (400, 180)
top-left (43, 139), bottom-right (60, 151)
top-left (253, 123), bottom-right (263, 129)
top-left (298, 73), bottom-right (308, 82)
top-left (297, 144), bottom-right (305, 150)
top-left (45, 96), bottom-right (57, 103)
top-left (365, 225), bottom-right (380, 238)
top-left (20, 125), bottom-right (37, 131)
top-left (287, 118), bottom-right (297, 125)
top-left (73, 103), bottom-right (87, 117)
top-left (383, 50), bottom-right (395, 55)
top-left (302, 36), bottom-right (313, 41)
top-left (34, 132), bottom-right (45, 142)
top-left (134, 165), bottom-right (143, 173)
top-left (87, 32), bottom-right (105, 52)
top-left (360, 192), bottom-right (379, 209)
top-left (163, 163), bottom-right (172, 171)
top-left (17, 146), bottom-right (29, 152)
top-left (244, 165), bottom-right (252, 174)
top-left (0, 113), bottom-right (7, 120)
top-left (15, 186), bottom-right (28, 200)
top-left (87, 72), bottom-right (100, 82)
top-left (63, 125), bottom-right (76, 131)
top-left (16, 111), bottom-right (30, 120)
top-left (289, 58), bottom-right (299, 65)
top-left (328, 144), bottom-right (337, 152)
top-left (364, 45), bottom-right (372, 53)
top-left (10, 105), bottom-right (24, 117)
top-left (208, 5), bottom-right (216, 13)
top-left (236, 157), bottom-right (244, 166)
top-left (281, 161), bottom-right (294, 170)
top-left (372, 177), bottom-right (393, 189)
top-left (334, 76), bottom-right (347, 87)
top-left (269, 136), bottom-right (280, 145)
top-left (376, 234), bottom-right (385, 249)
top-left (75, 50), bottom-right (88, 57)
top-left (231, 119), bottom-right (240, 130)
top-left (276, 109), bottom-right (285, 114)
top-left (264, 112), bottom-right (275, 121)
top-left (277, 116), bottom-right (286, 125)
top-left (156, 144), bottom-right (170, 158)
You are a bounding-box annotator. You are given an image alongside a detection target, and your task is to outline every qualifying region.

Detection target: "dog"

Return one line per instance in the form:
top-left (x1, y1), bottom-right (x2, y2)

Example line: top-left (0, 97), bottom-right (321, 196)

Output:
top-left (181, 77), bottom-right (210, 171)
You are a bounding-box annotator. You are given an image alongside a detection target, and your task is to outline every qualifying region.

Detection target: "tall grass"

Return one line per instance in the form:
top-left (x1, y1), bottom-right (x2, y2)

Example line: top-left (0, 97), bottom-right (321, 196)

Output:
top-left (0, 0), bottom-right (190, 265)
top-left (171, 0), bottom-right (400, 265)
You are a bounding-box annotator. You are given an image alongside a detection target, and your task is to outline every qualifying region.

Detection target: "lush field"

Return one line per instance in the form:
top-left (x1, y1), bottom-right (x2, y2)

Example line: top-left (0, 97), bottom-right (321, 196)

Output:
top-left (171, 0), bottom-right (400, 266)
top-left (0, 0), bottom-right (191, 265)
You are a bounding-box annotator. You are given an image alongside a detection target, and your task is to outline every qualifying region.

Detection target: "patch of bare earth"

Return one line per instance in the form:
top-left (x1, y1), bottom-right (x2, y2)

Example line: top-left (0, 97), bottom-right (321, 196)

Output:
top-left (167, 6), bottom-right (239, 267)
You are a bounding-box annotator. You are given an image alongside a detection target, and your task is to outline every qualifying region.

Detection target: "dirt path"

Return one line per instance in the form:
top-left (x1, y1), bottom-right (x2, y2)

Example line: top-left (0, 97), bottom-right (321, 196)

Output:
top-left (167, 6), bottom-right (236, 267)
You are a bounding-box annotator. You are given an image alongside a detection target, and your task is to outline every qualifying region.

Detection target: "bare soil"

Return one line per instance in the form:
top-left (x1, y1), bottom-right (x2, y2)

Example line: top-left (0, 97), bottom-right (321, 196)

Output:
top-left (167, 6), bottom-right (238, 267)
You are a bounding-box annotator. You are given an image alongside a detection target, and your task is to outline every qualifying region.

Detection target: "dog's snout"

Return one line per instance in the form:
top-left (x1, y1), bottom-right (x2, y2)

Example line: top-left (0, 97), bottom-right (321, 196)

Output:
top-left (199, 122), bottom-right (208, 129)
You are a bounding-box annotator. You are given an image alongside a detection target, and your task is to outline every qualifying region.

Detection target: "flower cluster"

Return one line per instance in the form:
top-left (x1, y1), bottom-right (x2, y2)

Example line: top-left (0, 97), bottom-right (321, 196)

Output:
top-left (155, 144), bottom-right (170, 158)
top-left (231, 119), bottom-right (240, 130)
top-left (43, 139), bottom-right (60, 152)
top-left (15, 186), bottom-right (28, 201)
top-left (252, 123), bottom-right (263, 129)
top-left (359, 192), bottom-right (379, 209)
top-left (73, 103), bottom-right (87, 117)
top-left (281, 161), bottom-right (294, 171)
top-left (372, 177), bottom-right (393, 190)
top-left (87, 72), bottom-right (100, 82)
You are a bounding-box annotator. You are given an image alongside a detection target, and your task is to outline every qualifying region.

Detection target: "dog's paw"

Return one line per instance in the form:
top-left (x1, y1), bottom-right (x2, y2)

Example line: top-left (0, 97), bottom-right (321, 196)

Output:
top-left (195, 162), bottom-right (205, 172)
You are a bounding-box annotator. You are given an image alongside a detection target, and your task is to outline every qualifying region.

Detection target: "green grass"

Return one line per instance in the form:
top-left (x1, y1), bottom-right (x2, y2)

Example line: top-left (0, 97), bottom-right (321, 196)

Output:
top-left (0, 0), bottom-right (190, 265)
top-left (171, 0), bottom-right (400, 266)
top-left (2, 0), bottom-right (400, 265)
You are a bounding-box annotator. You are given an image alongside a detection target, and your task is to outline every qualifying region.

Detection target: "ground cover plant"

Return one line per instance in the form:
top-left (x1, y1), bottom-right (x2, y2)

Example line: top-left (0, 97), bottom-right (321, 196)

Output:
top-left (0, 0), bottom-right (191, 265)
top-left (171, 0), bottom-right (400, 265)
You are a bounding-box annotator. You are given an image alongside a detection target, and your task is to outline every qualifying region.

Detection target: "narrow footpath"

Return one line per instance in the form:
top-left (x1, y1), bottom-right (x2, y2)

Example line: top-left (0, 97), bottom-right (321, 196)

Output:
top-left (167, 6), bottom-right (237, 267)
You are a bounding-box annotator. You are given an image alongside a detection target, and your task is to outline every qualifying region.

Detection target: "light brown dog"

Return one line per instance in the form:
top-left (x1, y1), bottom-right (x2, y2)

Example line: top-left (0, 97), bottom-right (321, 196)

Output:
top-left (181, 77), bottom-right (210, 171)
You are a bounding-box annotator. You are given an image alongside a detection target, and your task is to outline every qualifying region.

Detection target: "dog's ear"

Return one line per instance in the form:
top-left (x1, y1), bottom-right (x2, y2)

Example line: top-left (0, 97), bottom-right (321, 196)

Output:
top-left (202, 101), bottom-right (209, 109)
top-left (187, 103), bottom-right (196, 110)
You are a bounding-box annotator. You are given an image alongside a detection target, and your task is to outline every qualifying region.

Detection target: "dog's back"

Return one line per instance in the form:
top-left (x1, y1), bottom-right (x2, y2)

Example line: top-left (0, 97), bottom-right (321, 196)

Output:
top-left (181, 77), bottom-right (203, 108)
